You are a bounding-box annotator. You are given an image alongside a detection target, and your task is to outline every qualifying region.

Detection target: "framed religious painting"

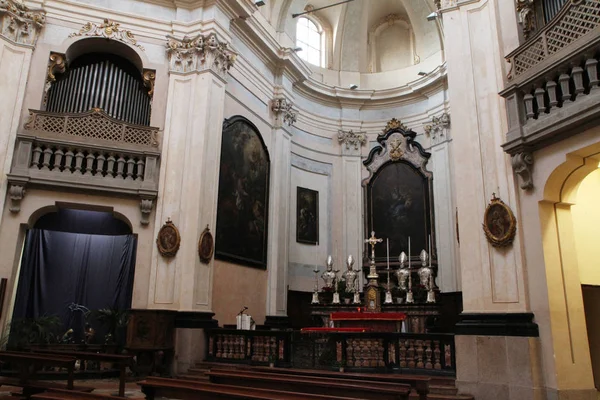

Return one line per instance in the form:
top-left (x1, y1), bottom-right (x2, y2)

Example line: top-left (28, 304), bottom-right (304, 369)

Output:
top-left (215, 116), bottom-right (270, 269)
top-left (482, 194), bottom-right (517, 247)
top-left (156, 219), bottom-right (180, 257)
top-left (296, 187), bottom-right (319, 245)
top-left (198, 225), bottom-right (214, 264)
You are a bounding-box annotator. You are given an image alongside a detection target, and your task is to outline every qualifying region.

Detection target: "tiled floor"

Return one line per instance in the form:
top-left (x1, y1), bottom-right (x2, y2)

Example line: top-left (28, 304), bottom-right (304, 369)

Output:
top-left (0, 379), bottom-right (145, 399)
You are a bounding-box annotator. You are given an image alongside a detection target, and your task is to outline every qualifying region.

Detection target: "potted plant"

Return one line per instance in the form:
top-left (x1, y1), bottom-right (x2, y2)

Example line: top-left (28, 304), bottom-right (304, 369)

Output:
top-left (8, 315), bottom-right (62, 350)
top-left (88, 308), bottom-right (130, 347)
top-left (334, 359), bottom-right (346, 373)
top-left (268, 353), bottom-right (276, 368)
top-left (337, 280), bottom-right (353, 304)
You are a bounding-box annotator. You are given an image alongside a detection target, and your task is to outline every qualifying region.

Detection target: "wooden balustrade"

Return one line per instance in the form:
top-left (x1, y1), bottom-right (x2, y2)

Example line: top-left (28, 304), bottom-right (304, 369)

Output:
top-left (205, 329), bottom-right (455, 376)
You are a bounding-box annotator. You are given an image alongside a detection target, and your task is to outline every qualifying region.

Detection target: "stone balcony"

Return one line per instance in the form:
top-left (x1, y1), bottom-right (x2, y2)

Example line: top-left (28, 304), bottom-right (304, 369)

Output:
top-left (7, 109), bottom-right (161, 224)
top-left (500, 0), bottom-right (600, 190)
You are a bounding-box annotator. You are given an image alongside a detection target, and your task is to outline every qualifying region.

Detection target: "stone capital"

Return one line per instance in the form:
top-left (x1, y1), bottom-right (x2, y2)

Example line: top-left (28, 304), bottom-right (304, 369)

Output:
top-left (166, 33), bottom-right (237, 77)
top-left (338, 129), bottom-right (367, 153)
top-left (0, 0), bottom-right (45, 47)
top-left (424, 112), bottom-right (450, 142)
top-left (271, 97), bottom-right (297, 126)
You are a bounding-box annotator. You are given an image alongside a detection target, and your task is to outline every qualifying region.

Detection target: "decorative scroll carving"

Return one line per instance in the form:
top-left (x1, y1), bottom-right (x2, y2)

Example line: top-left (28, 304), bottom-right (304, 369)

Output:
top-left (0, 0), bottom-right (45, 46)
top-left (424, 113), bottom-right (450, 141)
top-left (365, 119), bottom-right (431, 184)
top-left (69, 19), bottom-right (144, 51)
top-left (271, 97), bottom-right (297, 126)
top-left (338, 129), bottom-right (366, 150)
top-left (24, 109), bottom-right (159, 148)
top-left (8, 183), bottom-right (25, 212)
top-left (140, 198), bottom-right (153, 225)
top-left (382, 118), bottom-right (407, 134)
top-left (512, 152), bottom-right (533, 190)
top-left (166, 33), bottom-right (237, 77)
top-left (46, 52), bottom-right (66, 86)
top-left (516, 0), bottom-right (537, 39)
top-left (143, 69), bottom-right (156, 98)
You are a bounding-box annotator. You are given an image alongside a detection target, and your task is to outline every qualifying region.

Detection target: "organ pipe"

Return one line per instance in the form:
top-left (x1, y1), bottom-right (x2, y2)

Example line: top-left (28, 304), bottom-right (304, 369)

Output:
top-left (46, 53), bottom-right (151, 126)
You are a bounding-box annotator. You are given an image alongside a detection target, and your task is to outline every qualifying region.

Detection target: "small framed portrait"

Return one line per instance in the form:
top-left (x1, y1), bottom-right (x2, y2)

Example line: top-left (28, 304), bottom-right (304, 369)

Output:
top-left (157, 219), bottom-right (181, 257)
top-left (482, 194), bottom-right (517, 247)
top-left (198, 225), bottom-right (214, 264)
top-left (296, 187), bottom-right (319, 245)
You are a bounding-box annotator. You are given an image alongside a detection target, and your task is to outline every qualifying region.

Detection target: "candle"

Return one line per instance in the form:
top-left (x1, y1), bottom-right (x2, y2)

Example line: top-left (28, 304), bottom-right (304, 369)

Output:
top-left (428, 235), bottom-right (432, 268)
top-left (386, 239), bottom-right (390, 270)
top-left (408, 237), bottom-right (411, 268)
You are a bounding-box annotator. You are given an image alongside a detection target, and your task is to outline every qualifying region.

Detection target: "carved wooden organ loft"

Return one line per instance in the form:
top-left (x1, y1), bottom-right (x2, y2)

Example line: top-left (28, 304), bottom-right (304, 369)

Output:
top-left (7, 45), bottom-right (160, 225)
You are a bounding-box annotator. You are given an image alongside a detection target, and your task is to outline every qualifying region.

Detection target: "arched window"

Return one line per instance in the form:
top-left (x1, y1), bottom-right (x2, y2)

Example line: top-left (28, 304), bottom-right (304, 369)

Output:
top-left (296, 17), bottom-right (322, 67)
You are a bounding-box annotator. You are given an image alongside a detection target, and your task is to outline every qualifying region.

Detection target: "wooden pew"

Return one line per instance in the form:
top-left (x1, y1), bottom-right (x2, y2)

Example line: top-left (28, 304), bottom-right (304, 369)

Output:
top-left (31, 388), bottom-right (126, 400)
top-left (0, 351), bottom-right (94, 397)
top-left (247, 366), bottom-right (431, 400)
top-left (138, 376), bottom-right (364, 400)
top-left (207, 369), bottom-right (411, 400)
top-left (31, 349), bottom-right (133, 397)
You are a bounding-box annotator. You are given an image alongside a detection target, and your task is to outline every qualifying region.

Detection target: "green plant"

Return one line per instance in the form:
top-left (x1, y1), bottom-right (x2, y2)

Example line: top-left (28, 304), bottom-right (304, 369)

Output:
top-left (337, 280), bottom-right (353, 298)
top-left (88, 308), bottom-right (129, 343)
top-left (8, 315), bottom-right (62, 349)
top-left (391, 286), bottom-right (405, 297)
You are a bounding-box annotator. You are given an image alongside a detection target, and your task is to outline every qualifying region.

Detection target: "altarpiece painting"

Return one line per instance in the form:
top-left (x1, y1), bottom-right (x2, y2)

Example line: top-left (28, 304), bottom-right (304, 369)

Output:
top-left (215, 116), bottom-right (270, 269)
top-left (363, 120), bottom-right (435, 263)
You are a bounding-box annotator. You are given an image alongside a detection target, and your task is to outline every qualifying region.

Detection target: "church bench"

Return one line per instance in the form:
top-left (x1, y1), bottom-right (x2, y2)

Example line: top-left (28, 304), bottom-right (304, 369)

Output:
top-left (138, 376), bottom-right (360, 400)
top-left (247, 366), bottom-right (431, 400)
top-left (30, 388), bottom-right (126, 400)
top-left (207, 369), bottom-right (411, 400)
top-left (31, 349), bottom-right (133, 397)
top-left (0, 351), bottom-right (81, 395)
top-left (0, 376), bottom-right (94, 398)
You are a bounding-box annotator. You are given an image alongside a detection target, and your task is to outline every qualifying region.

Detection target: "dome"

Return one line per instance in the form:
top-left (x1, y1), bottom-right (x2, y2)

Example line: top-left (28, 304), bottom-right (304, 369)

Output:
top-left (265, 0), bottom-right (444, 91)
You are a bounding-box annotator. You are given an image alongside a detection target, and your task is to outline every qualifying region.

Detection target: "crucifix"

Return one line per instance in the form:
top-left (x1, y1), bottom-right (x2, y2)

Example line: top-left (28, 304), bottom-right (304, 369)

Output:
top-left (364, 231), bottom-right (383, 279)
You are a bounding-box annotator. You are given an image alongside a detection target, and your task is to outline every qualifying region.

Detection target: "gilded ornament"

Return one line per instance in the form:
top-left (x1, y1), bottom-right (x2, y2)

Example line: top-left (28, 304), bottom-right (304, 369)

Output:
top-left (382, 118), bottom-right (407, 134)
top-left (389, 138), bottom-right (403, 161)
top-left (156, 219), bottom-right (181, 257)
top-left (69, 19), bottom-right (145, 51)
top-left (482, 194), bottom-right (517, 247)
top-left (198, 225), bottom-right (214, 264)
top-left (143, 69), bottom-right (156, 98)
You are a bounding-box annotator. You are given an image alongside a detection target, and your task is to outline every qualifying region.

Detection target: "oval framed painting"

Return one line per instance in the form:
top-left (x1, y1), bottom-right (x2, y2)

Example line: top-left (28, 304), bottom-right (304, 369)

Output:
top-left (198, 225), bottom-right (214, 264)
top-left (156, 219), bottom-right (180, 257)
top-left (482, 194), bottom-right (517, 247)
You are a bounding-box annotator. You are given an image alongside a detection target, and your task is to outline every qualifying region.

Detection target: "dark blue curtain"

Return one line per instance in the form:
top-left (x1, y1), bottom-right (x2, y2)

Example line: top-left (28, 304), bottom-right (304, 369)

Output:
top-left (12, 229), bottom-right (137, 343)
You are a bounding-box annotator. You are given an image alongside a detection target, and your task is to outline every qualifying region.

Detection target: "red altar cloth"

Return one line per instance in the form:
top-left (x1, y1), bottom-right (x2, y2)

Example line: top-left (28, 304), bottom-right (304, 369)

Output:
top-left (330, 312), bottom-right (406, 321)
top-left (300, 327), bottom-right (371, 333)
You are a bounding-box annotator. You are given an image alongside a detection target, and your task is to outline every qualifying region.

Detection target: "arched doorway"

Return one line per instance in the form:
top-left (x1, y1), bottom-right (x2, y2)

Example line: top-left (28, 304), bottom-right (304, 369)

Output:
top-left (10, 207), bottom-right (137, 348)
top-left (540, 151), bottom-right (600, 391)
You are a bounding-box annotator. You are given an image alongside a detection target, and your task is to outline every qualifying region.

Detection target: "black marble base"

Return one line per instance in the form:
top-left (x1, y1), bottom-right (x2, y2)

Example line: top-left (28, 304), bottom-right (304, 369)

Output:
top-left (174, 311), bottom-right (218, 329)
top-left (455, 312), bottom-right (539, 337)
top-left (263, 315), bottom-right (290, 330)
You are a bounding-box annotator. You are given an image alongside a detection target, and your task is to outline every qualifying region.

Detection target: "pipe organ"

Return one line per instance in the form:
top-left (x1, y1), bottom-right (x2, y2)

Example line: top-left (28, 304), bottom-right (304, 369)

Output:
top-left (46, 53), bottom-right (152, 126)
top-left (542, 0), bottom-right (568, 23)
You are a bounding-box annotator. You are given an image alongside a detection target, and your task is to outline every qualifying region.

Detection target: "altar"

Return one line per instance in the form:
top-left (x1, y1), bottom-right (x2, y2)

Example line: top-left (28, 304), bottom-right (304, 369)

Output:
top-left (330, 311), bottom-right (406, 333)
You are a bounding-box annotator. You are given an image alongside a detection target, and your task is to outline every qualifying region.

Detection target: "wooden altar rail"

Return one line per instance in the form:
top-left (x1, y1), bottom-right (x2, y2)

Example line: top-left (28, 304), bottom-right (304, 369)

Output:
top-left (205, 329), bottom-right (292, 367)
top-left (205, 329), bottom-right (455, 376)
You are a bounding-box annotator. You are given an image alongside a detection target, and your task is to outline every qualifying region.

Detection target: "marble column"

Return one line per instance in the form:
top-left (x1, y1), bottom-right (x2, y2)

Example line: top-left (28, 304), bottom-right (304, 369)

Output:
top-left (265, 99), bottom-right (293, 327)
top-left (146, 32), bottom-right (235, 372)
top-left (0, 2), bottom-right (45, 221)
top-left (442, 1), bottom-right (545, 399)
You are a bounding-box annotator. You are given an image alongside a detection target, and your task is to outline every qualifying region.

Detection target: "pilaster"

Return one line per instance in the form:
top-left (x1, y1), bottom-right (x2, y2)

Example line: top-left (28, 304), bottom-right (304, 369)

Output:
top-left (340, 139), bottom-right (364, 290)
top-left (0, 1), bottom-right (44, 223)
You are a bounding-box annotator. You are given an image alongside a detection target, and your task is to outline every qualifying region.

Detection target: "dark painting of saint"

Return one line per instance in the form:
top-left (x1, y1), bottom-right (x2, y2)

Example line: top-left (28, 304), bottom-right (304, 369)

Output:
top-left (485, 205), bottom-right (511, 239)
top-left (296, 187), bottom-right (319, 244)
top-left (367, 162), bottom-right (429, 260)
top-left (215, 117), bottom-right (270, 269)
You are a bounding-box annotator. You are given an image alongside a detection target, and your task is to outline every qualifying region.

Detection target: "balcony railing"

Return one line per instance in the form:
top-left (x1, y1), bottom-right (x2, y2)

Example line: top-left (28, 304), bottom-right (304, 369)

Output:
top-left (7, 109), bottom-right (161, 224)
top-left (205, 329), bottom-right (456, 376)
top-left (501, 0), bottom-right (600, 190)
